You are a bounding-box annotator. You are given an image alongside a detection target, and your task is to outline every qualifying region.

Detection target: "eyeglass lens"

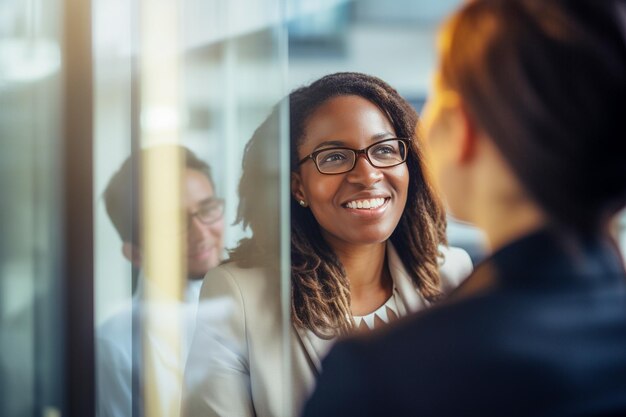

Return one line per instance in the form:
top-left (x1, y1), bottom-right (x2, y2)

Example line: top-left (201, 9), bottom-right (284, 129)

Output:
top-left (315, 139), bottom-right (407, 174)
top-left (192, 200), bottom-right (224, 225)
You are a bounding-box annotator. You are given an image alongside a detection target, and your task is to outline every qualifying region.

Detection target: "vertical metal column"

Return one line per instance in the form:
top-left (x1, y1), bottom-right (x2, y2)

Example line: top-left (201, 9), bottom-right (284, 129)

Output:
top-left (62, 0), bottom-right (94, 414)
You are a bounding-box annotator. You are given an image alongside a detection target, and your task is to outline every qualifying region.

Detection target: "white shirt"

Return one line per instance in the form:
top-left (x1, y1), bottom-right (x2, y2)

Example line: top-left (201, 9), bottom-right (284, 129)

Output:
top-left (96, 275), bottom-right (202, 417)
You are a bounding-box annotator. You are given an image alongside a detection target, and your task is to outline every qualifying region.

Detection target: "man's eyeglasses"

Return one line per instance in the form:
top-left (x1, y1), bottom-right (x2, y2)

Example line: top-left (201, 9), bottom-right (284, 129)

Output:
top-left (188, 198), bottom-right (225, 227)
top-left (298, 138), bottom-right (411, 175)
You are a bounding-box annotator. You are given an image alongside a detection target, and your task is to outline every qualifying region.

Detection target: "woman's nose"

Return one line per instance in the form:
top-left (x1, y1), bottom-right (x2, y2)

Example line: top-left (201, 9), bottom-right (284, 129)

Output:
top-left (346, 154), bottom-right (383, 187)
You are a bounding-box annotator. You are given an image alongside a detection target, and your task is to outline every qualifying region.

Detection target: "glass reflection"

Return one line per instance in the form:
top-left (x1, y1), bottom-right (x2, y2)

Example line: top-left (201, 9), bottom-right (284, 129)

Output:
top-left (6, 0), bottom-right (625, 416)
top-left (0, 0), bottom-right (63, 415)
top-left (96, 146), bottom-right (224, 416)
top-left (184, 85), bottom-right (289, 413)
top-left (95, 1), bottom-right (288, 416)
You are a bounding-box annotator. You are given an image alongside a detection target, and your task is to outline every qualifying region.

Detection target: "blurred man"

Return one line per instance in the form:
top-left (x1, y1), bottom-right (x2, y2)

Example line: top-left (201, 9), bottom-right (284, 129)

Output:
top-left (96, 145), bottom-right (224, 417)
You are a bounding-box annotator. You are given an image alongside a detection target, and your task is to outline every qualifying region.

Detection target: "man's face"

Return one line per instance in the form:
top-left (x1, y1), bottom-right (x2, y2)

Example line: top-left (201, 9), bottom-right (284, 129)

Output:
top-left (184, 168), bottom-right (224, 279)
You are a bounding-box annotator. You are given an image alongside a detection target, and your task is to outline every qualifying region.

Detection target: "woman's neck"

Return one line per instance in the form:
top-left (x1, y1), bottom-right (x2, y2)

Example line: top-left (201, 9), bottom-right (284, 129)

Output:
top-left (476, 196), bottom-right (547, 253)
top-left (326, 238), bottom-right (393, 316)
top-left (471, 140), bottom-right (548, 254)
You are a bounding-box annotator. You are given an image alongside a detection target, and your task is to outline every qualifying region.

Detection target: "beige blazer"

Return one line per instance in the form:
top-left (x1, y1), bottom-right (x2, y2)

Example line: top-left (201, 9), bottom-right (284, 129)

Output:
top-left (183, 244), bottom-right (472, 417)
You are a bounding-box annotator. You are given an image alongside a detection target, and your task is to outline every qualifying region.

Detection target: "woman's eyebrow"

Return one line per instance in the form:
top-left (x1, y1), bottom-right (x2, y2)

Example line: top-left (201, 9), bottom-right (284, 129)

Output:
top-left (313, 140), bottom-right (346, 151)
top-left (312, 133), bottom-right (396, 151)
top-left (371, 131), bottom-right (396, 141)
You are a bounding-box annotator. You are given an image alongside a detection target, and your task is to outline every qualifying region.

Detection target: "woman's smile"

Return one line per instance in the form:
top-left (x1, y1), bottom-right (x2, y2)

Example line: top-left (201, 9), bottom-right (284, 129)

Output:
top-left (340, 194), bottom-right (392, 222)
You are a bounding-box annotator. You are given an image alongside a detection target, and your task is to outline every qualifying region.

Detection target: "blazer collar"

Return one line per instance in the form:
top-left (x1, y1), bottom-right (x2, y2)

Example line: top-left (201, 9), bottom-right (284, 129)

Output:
top-left (294, 242), bottom-right (426, 373)
top-left (386, 242), bottom-right (429, 313)
top-left (293, 327), bottom-right (332, 376)
top-left (449, 227), bottom-right (626, 302)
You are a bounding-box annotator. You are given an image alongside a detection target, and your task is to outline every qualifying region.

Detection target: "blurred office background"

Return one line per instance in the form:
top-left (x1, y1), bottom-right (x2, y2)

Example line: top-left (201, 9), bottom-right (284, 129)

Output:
top-left (1, 0), bottom-right (625, 416)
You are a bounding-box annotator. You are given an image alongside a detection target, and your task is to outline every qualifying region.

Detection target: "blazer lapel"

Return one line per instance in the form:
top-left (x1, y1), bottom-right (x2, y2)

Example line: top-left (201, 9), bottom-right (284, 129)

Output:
top-left (293, 325), bottom-right (335, 375)
top-left (387, 243), bottom-right (429, 313)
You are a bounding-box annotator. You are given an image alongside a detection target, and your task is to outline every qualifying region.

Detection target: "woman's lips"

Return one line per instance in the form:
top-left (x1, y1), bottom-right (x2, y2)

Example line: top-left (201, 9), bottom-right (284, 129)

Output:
top-left (343, 197), bottom-right (387, 210)
top-left (341, 198), bottom-right (390, 218)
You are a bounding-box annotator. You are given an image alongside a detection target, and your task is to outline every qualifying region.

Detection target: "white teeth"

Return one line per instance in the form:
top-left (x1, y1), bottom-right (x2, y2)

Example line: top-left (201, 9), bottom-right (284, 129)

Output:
top-left (345, 198), bottom-right (386, 210)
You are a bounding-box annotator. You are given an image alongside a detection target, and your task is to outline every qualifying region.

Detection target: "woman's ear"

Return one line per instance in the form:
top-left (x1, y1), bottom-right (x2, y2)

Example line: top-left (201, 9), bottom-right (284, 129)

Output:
top-left (455, 102), bottom-right (479, 164)
top-left (291, 172), bottom-right (304, 200)
top-left (439, 96), bottom-right (478, 166)
top-left (291, 172), bottom-right (306, 203)
top-left (122, 242), bottom-right (142, 268)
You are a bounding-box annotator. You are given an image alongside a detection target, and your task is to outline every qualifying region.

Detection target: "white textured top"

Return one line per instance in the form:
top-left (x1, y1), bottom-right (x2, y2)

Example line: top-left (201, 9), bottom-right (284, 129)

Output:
top-left (352, 286), bottom-right (405, 330)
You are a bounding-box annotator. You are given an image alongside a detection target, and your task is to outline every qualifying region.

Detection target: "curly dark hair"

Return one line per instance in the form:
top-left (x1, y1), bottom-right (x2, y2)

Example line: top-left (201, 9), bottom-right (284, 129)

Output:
top-left (230, 72), bottom-right (447, 339)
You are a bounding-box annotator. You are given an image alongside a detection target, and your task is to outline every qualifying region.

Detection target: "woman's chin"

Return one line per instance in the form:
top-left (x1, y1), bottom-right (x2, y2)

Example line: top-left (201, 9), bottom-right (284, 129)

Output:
top-left (330, 229), bottom-right (395, 247)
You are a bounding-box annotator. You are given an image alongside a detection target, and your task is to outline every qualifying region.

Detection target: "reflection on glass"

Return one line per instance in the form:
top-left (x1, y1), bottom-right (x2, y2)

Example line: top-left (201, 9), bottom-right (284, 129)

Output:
top-left (2, 0), bottom-right (626, 416)
top-left (184, 99), bottom-right (286, 417)
top-left (96, 146), bottom-right (225, 417)
top-left (181, 9), bottom-right (289, 417)
top-left (0, 0), bottom-right (63, 415)
top-left (95, 0), bottom-right (288, 416)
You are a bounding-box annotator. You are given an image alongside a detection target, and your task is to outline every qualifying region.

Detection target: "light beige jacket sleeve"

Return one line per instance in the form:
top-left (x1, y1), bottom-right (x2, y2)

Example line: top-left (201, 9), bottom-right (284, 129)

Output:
top-left (183, 263), bottom-right (312, 417)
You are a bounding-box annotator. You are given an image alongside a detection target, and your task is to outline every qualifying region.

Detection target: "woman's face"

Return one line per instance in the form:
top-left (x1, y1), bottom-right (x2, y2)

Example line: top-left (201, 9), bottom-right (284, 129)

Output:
top-left (421, 73), bottom-right (452, 197)
top-left (421, 68), bottom-right (474, 223)
top-left (292, 95), bottom-right (409, 248)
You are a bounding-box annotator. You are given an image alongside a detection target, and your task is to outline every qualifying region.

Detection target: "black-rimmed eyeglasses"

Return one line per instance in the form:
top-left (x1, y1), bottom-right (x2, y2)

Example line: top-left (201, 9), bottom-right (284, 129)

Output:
top-left (298, 138), bottom-right (410, 175)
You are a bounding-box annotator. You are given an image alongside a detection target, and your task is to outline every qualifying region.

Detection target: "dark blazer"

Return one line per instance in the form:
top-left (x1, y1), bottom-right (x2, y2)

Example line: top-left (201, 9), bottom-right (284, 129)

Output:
top-left (303, 229), bottom-right (626, 417)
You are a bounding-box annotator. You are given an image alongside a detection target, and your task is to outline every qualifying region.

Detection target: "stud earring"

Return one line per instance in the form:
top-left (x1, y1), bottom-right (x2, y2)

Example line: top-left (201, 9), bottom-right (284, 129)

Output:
top-left (299, 199), bottom-right (308, 207)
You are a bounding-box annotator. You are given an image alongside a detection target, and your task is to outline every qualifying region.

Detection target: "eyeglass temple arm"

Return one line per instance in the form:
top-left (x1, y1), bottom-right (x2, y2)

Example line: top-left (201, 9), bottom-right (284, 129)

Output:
top-left (298, 154), bottom-right (314, 165)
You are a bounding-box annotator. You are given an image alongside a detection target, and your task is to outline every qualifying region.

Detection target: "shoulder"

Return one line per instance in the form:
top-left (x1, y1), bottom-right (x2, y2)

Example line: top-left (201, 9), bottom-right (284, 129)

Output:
top-left (96, 304), bottom-right (133, 343)
top-left (438, 245), bottom-right (473, 293)
top-left (352, 289), bottom-right (544, 380)
top-left (200, 262), bottom-right (275, 300)
top-left (95, 306), bottom-right (134, 366)
top-left (310, 295), bottom-right (512, 411)
top-left (308, 308), bottom-right (485, 416)
top-left (198, 262), bottom-right (281, 328)
top-left (303, 337), bottom-right (376, 417)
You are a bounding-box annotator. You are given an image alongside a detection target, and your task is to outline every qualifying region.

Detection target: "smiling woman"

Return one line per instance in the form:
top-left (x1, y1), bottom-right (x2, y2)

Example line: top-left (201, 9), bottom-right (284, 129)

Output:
top-left (289, 73), bottom-right (471, 336)
top-left (183, 72), bottom-right (473, 417)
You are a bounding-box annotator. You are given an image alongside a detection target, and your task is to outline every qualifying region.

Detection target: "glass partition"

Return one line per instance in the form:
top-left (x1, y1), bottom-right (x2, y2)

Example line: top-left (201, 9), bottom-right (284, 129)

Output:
top-left (0, 0), bottom-right (64, 415)
top-left (2, 1), bottom-right (626, 416)
top-left (94, 0), bottom-right (289, 416)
